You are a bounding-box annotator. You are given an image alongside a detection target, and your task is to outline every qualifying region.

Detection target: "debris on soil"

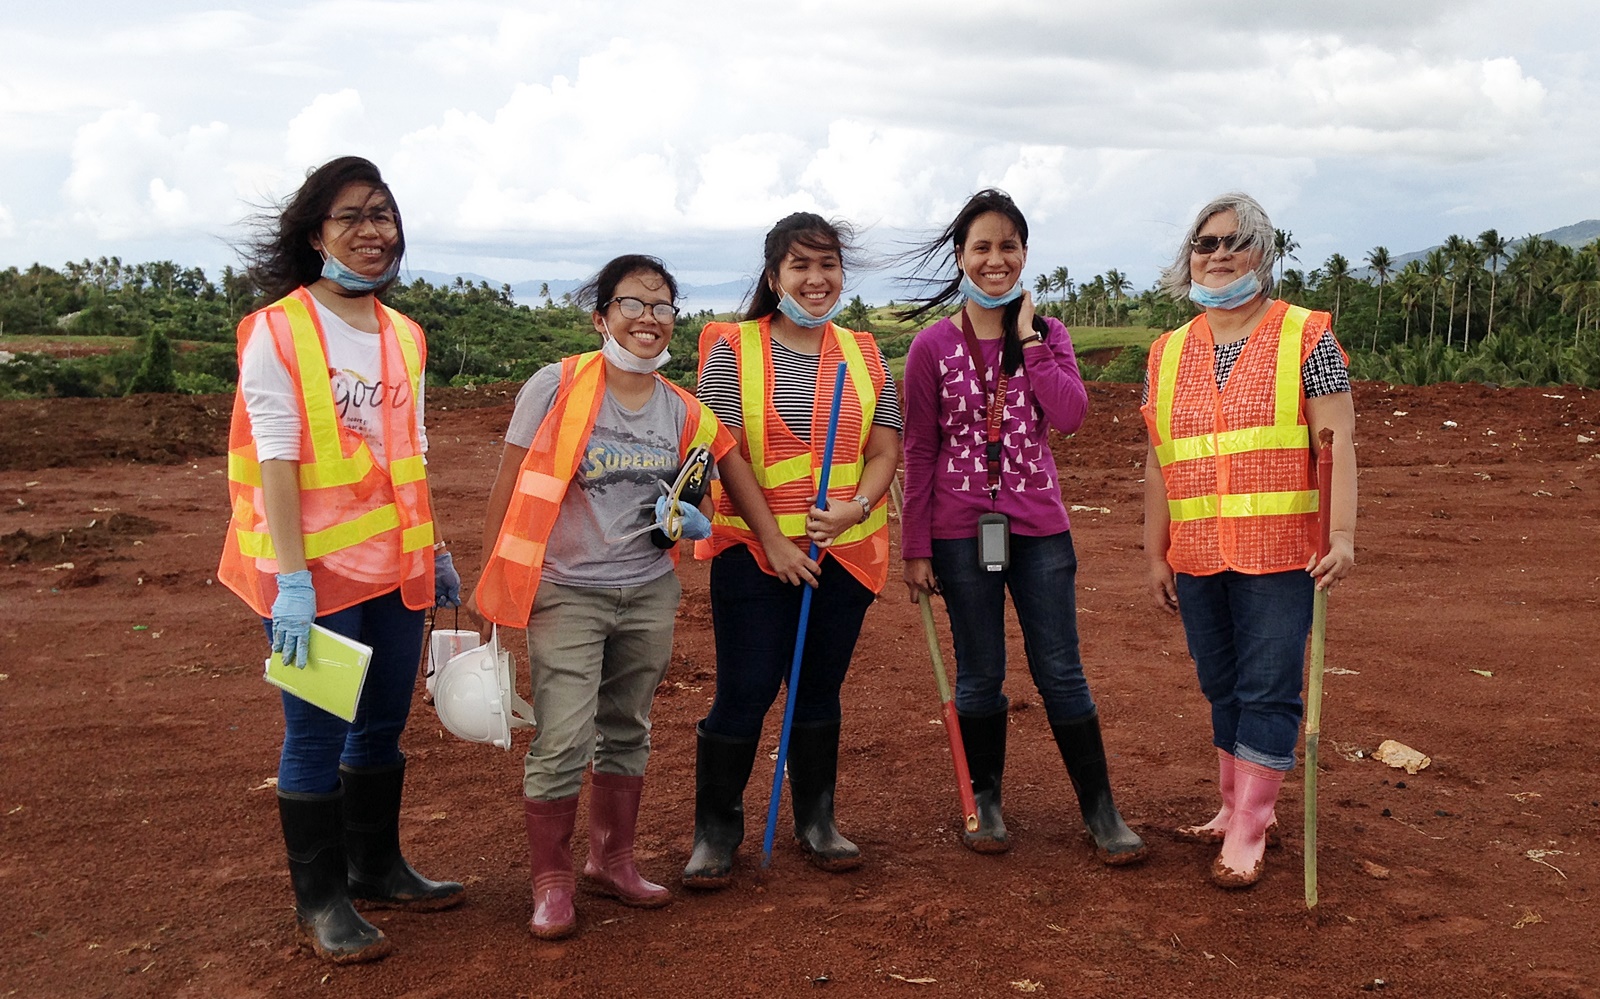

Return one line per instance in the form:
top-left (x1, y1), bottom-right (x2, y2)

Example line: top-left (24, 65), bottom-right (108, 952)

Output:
top-left (1512, 911), bottom-right (1544, 929)
top-left (1, 512), bottom-right (162, 562)
top-left (1374, 740), bottom-right (1431, 774)
top-left (1361, 860), bottom-right (1391, 879)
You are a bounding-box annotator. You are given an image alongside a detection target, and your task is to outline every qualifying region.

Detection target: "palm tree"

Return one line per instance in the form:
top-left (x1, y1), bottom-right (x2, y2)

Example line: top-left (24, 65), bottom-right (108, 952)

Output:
top-left (1033, 274), bottom-right (1051, 302)
top-left (1273, 229), bottom-right (1300, 293)
top-left (1478, 229), bottom-right (1510, 340)
top-left (1104, 269), bottom-right (1131, 324)
top-left (1393, 261), bottom-right (1425, 346)
top-left (1458, 242), bottom-right (1486, 349)
top-left (1323, 253), bottom-right (1351, 328)
top-left (1441, 235), bottom-right (1470, 347)
top-left (1365, 246), bottom-right (1393, 350)
top-left (1422, 249), bottom-right (1448, 346)
top-left (1050, 266), bottom-right (1071, 302)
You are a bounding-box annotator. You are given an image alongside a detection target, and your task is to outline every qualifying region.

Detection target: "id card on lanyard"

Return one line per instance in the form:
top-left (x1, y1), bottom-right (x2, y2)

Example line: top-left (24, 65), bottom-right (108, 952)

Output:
top-left (960, 309), bottom-right (1010, 572)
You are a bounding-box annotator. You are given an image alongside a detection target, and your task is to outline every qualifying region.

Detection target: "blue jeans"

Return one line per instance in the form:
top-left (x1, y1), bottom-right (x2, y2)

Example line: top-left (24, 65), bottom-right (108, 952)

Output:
top-left (703, 545), bottom-right (876, 740)
top-left (930, 531), bottom-right (1096, 722)
top-left (1175, 570), bottom-right (1314, 771)
top-left (265, 587), bottom-right (426, 794)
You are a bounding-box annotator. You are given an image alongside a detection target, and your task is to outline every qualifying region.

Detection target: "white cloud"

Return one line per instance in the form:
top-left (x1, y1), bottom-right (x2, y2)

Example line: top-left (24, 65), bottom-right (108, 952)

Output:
top-left (0, 201), bottom-right (13, 239)
top-left (62, 106), bottom-right (235, 237)
top-left (285, 90), bottom-right (371, 173)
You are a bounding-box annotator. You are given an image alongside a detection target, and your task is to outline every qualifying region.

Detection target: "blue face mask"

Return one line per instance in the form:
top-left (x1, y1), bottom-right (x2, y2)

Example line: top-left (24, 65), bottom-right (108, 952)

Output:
top-left (775, 288), bottom-right (845, 329)
top-left (960, 272), bottom-right (1024, 310)
top-left (1188, 272), bottom-right (1263, 311)
top-left (320, 250), bottom-right (400, 293)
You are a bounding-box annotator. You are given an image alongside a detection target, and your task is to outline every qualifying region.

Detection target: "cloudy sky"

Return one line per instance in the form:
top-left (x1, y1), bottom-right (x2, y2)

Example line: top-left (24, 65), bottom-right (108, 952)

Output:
top-left (2, 0), bottom-right (1596, 307)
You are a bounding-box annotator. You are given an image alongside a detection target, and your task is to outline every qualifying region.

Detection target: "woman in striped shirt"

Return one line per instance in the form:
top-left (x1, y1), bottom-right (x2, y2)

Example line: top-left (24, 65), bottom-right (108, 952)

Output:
top-left (683, 213), bottom-right (901, 888)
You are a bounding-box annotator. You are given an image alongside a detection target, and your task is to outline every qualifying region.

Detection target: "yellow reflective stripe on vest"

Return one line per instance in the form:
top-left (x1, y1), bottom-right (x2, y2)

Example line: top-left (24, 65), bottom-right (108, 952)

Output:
top-left (1274, 306), bottom-right (1309, 427)
top-left (380, 304), bottom-right (424, 399)
top-left (1155, 423), bottom-right (1311, 465)
top-left (831, 326), bottom-right (877, 453)
top-left (234, 503), bottom-right (429, 560)
top-left (493, 533), bottom-right (547, 568)
top-left (1154, 321), bottom-right (1192, 447)
top-left (714, 504), bottom-right (887, 540)
top-left (1168, 489), bottom-right (1319, 522)
top-left (737, 322), bottom-right (770, 471)
top-left (229, 449), bottom-right (262, 487)
top-left (279, 296), bottom-right (368, 487)
top-left (390, 454), bottom-right (426, 485)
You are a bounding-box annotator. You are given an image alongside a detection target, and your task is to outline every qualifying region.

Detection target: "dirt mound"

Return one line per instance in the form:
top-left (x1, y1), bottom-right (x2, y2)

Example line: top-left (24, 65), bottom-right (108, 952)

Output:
top-left (1, 380), bottom-right (1597, 998)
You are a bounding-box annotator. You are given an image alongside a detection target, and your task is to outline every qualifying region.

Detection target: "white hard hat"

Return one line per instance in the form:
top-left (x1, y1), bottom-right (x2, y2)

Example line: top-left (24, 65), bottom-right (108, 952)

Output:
top-left (426, 629), bottom-right (480, 697)
top-left (432, 627), bottom-right (535, 749)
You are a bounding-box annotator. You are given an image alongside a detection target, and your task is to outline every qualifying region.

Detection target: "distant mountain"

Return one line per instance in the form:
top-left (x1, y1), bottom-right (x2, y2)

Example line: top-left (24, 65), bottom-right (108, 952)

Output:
top-left (1371, 220), bottom-right (1600, 275)
top-left (401, 269), bottom-right (753, 312)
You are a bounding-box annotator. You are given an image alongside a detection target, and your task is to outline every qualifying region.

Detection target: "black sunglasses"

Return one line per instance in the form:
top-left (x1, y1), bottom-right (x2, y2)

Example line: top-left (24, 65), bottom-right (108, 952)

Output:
top-left (1190, 233), bottom-right (1244, 255)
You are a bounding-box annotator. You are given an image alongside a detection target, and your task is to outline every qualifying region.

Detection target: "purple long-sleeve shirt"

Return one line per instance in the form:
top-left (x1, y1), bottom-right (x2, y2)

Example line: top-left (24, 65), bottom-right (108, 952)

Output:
top-left (901, 315), bottom-right (1088, 559)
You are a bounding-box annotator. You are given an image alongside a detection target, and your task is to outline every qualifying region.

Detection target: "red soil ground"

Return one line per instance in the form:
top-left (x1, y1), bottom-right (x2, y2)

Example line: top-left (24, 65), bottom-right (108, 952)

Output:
top-left (1, 380), bottom-right (1596, 998)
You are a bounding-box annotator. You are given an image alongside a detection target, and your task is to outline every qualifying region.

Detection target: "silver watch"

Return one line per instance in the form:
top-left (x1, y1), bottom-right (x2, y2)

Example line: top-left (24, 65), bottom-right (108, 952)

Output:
top-left (852, 493), bottom-right (873, 523)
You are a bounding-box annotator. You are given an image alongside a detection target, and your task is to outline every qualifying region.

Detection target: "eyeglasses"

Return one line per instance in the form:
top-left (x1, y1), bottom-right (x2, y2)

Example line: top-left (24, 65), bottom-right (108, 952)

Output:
top-left (1190, 233), bottom-right (1243, 255)
top-left (605, 296), bottom-right (680, 325)
top-left (327, 209), bottom-right (399, 234)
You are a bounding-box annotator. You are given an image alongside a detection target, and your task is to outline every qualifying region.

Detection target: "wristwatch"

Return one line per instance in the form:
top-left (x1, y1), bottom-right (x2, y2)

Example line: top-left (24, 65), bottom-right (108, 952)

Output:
top-left (852, 494), bottom-right (873, 523)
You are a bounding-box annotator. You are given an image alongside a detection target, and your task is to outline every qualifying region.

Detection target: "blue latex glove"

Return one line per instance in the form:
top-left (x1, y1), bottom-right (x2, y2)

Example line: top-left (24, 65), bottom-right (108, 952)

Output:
top-left (654, 496), bottom-right (712, 541)
top-left (434, 549), bottom-right (462, 608)
top-left (271, 570), bottom-right (316, 669)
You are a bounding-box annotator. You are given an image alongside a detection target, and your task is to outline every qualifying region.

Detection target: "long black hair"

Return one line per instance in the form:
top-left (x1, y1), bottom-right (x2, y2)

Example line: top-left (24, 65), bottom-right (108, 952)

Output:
top-left (742, 212), bottom-right (860, 321)
top-left (898, 188), bottom-right (1030, 376)
top-left (244, 156), bottom-right (405, 301)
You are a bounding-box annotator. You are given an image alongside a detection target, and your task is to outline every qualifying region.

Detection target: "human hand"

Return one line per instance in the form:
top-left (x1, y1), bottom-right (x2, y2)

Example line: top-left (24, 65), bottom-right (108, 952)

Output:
top-left (1307, 533), bottom-right (1355, 592)
top-left (763, 537), bottom-right (822, 588)
top-left (804, 501), bottom-right (858, 548)
top-left (903, 558), bottom-right (938, 602)
top-left (1147, 559), bottom-right (1178, 615)
top-left (1018, 291), bottom-right (1039, 344)
top-left (655, 495), bottom-right (712, 541)
top-left (434, 549), bottom-right (462, 608)
top-left (271, 570), bottom-right (317, 668)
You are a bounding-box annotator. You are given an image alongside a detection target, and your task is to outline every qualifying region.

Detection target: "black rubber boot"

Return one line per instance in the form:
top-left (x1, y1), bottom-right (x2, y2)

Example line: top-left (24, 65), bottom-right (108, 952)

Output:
top-left (341, 756), bottom-right (465, 911)
top-left (956, 704), bottom-right (1011, 854)
top-left (786, 719), bottom-right (862, 872)
top-left (278, 790), bottom-right (392, 964)
top-left (1049, 712), bottom-right (1149, 866)
top-left (682, 723), bottom-right (759, 890)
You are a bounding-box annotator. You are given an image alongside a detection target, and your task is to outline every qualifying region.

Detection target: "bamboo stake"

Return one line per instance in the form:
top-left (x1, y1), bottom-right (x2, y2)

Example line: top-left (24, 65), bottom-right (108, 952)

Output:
top-left (1305, 428), bottom-right (1335, 909)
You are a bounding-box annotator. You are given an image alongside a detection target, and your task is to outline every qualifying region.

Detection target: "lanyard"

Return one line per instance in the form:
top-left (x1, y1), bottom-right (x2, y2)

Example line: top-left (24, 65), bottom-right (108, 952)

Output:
top-left (959, 308), bottom-right (1007, 499)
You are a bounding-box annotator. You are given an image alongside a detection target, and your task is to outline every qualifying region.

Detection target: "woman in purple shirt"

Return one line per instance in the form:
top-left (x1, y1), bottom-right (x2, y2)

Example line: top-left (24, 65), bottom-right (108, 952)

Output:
top-left (900, 189), bottom-right (1146, 865)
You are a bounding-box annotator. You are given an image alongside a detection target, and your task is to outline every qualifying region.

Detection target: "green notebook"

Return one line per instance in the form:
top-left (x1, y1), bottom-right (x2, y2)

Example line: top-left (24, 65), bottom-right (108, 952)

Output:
top-left (263, 625), bottom-right (374, 722)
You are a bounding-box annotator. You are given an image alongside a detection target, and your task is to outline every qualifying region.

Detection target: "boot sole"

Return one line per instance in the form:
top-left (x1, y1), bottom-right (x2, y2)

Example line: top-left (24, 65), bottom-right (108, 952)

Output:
top-left (529, 920), bottom-right (577, 941)
top-left (1097, 843), bottom-right (1151, 867)
top-left (681, 872), bottom-right (733, 890)
top-left (350, 892), bottom-right (465, 913)
top-left (581, 874), bottom-right (672, 909)
top-left (1172, 824), bottom-right (1282, 848)
top-left (1210, 855), bottom-right (1264, 889)
top-left (797, 842), bottom-right (863, 873)
top-left (961, 835), bottom-right (1011, 855)
top-left (299, 925), bottom-right (392, 965)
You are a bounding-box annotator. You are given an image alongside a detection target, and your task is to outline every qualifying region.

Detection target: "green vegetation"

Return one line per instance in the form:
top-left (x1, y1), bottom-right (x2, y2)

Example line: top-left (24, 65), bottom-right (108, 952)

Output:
top-left (4, 226), bottom-right (1598, 399)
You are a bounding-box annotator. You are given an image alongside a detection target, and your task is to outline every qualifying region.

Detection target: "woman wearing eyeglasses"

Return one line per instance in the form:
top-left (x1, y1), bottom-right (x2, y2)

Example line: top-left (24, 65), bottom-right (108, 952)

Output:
top-left (899, 189), bottom-right (1146, 865)
top-left (475, 255), bottom-right (734, 939)
top-left (681, 213), bottom-right (901, 888)
top-left (1142, 192), bottom-right (1356, 888)
top-left (220, 156), bottom-right (464, 964)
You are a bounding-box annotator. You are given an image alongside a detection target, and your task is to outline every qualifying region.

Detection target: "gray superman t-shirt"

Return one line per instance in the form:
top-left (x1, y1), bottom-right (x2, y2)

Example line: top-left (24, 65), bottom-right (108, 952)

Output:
top-left (505, 363), bottom-right (689, 588)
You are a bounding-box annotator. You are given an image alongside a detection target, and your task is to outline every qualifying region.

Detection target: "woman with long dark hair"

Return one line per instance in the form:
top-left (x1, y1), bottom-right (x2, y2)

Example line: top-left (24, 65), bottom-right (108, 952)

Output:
top-left (683, 213), bottom-right (901, 888)
top-left (219, 156), bottom-right (463, 964)
top-left (475, 254), bottom-right (733, 939)
top-left (898, 189), bottom-right (1146, 865)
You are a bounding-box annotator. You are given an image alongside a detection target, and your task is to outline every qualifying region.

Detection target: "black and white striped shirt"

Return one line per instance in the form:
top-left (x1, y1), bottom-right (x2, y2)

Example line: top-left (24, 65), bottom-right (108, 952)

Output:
top-left (698, 336), bottom-right (903, 445)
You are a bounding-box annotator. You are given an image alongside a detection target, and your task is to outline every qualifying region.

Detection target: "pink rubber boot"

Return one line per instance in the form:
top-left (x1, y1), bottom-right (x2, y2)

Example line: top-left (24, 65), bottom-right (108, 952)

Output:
top-left (1210, 758), bottom-right (1285, 889)
top-left (583, 771), bottom-right (671, 908)
top-left (1177, 748), bottom-right (1281, 847)
top-left (524, 795), bottom-right (579, 939)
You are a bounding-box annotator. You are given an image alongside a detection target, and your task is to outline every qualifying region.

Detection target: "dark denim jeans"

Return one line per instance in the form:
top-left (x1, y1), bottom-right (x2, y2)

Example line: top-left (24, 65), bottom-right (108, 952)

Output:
top-left (930, 531), bottom-right (1096, 722)
top-left (264, 587), bottom-right (425, 794)
top-left (1175, 569), bottom-right (1314, 771)
top-left (702, 544), bottom-right (876, 740)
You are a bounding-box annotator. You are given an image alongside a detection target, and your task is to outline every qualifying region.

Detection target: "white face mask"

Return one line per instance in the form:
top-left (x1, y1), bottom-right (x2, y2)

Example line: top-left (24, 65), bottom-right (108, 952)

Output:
top-left (599, 319), bottom-right (672, 374)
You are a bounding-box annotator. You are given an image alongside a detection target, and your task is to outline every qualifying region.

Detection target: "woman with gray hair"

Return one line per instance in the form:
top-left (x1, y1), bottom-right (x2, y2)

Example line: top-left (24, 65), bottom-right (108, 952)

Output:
top-left (1139, 192), bottom-right (1356, 889)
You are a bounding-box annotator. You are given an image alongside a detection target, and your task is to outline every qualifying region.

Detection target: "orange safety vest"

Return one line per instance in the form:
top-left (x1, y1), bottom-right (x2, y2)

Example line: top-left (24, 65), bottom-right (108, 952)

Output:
top-left (218, 287), bottom-right (435, 617)
top-left (693, 318), bottom-right (891, 594)
top-left (1141, 300), bottom-right (1343, 576)
top-left (475, 351), bottom-right (735, 628)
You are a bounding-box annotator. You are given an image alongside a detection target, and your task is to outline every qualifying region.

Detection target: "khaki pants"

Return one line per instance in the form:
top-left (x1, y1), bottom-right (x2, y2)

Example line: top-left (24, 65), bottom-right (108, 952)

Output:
top-left (522, 572), bottom-right (680, 800)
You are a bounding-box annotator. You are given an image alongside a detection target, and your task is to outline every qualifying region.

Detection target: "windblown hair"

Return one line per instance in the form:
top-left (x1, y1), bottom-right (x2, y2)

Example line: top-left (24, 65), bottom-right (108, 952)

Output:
top-left (243, 156), bottom-right (404, 302)
top-left (1158, 192), bottom-right (1276, 300)
top-left (742, 212), bottom-right (860, 321)
top-left (896, 188), bottom-right (1030, 376)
